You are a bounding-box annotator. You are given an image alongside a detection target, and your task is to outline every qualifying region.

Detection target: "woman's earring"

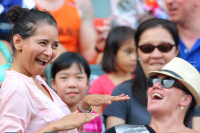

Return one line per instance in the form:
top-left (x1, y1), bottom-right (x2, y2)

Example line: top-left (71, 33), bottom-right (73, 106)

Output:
top-left (180, 106), bottom-right (184, 110)
top-left (138, 57), bottom-right (140, 60)
top-left (16, 47), bottom-right (21, 50)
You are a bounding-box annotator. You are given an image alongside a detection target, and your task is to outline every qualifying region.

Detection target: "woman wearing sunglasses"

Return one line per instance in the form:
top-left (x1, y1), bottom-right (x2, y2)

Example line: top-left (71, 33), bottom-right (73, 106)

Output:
top-left (105, 57), bottom-right (200, 133)
top-left (103, 18), bottom-right (199, 129)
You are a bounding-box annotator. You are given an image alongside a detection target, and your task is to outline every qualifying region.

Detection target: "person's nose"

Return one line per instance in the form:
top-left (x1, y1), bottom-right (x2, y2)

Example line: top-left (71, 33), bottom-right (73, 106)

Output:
top-left (150, 48), bottom-right (163, 59)
top-left (44, 45), bottom-right (53, 57)
top-left (153, 81), bottom-right (163, 90)
top-left (67, 78), bottom-right (77, 88)
top-left (165, 0), bottom-right (174, 5)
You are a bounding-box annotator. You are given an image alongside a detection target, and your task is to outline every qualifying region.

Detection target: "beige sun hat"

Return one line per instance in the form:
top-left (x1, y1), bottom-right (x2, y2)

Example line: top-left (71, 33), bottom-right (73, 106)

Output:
top-left (147, 57), bottom-right (200, 107)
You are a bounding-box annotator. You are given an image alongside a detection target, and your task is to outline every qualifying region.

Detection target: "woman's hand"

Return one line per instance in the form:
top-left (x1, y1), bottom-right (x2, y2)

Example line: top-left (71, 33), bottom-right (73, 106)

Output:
top-left (36, 110), bottom-right (99, 132)
top-left (81, 94), bottom-right (130, 111)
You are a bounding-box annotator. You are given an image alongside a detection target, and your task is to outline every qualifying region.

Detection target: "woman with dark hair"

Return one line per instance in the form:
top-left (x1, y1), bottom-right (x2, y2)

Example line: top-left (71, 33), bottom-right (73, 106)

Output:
top-left (104, 18), bottom-right (181, 129)
top-left (88, 26), bottom-right (137, 115)
top-left (105, 57), bottom-right (200, 133)
top-left (0, 6), bottom-right (130, 133)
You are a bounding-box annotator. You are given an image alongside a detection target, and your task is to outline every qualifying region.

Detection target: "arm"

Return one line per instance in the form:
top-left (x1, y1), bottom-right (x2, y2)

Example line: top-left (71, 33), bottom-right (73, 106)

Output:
top-left (75, 0), bottom-right (110, 64)
top-left (75, 0), bottom-right (98, 64)
top-left (0, 84), bottom-right (31, 133)
top-left (92, 106), bottom-right (103, 116)
top-left (103, 83), bottom-right (131, 129)
top-left (37, 93), bottom-right (130, 133)
top-left (106, 116), bottom-right (125, 130)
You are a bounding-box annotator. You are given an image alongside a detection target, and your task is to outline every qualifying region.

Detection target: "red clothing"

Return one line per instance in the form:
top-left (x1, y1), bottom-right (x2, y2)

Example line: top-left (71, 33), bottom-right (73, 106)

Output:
top-left (88, 74), bottom-right (116, 111)
top-left (88, 74), bottom-right (135, 111)
top-left (36, 0), bottom-right (81, 52)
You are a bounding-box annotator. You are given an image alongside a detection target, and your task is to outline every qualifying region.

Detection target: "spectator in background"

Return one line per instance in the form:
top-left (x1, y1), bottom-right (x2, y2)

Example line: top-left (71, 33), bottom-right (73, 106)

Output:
top-left (0, 6), bottom-right (130, 132)
top-left (165, 0), bottom-right (200, 72)
top-left (0, 40), bottom-right (12, 87)
top-left (165, 0), bottom-right (200, 130)
top-left (110, 0), bottom-right (168, 29)
top-left (51, 52), bottom-right (103, 133)
top-left (34, 0), bottom-right (110, 64)
top-left (89, 26), bottom-right (137, 116)
top-left (104, 18), bottom-right (179, 129)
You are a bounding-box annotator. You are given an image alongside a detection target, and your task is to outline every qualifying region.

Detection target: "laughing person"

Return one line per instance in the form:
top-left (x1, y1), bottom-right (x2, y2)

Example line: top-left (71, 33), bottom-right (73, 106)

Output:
top-left (106, 57), bottom-right (200, 133)
top-left (0, 6), bottom-right (130, 133)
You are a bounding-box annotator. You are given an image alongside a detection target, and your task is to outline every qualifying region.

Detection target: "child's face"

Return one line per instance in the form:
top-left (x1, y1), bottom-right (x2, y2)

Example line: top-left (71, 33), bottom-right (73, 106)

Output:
top-left (51, 63), bottom-right (89, 106)
top-left (115, 38), bottom-right (137, 73)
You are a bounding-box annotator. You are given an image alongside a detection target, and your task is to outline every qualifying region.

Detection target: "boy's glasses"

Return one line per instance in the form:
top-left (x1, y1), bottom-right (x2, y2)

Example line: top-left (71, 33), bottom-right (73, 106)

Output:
top-left (138, 43), bottom-right (176, 54)
top-left (147, 76), bottom-right (187, 91)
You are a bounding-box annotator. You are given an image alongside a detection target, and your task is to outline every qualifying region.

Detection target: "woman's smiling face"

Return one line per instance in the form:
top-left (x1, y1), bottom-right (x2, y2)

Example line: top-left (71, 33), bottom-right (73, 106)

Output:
top-left (138, 27), bottom-right (178, 76)
top-left (15, 24), bottom-right (59, 76)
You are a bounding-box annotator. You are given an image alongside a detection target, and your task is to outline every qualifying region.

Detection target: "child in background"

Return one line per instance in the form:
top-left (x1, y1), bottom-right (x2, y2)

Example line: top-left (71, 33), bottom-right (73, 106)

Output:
top-left (51, 52), bottom-right (103, 133)
top-left (88, 26), bottom-right (137, 115)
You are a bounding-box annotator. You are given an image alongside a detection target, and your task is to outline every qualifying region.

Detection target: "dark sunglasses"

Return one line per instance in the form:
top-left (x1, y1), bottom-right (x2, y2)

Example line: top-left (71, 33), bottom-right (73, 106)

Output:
top-left (147, 76), bottom-right (187, 91)
top-left (138, 43), bottom-right (177, 54)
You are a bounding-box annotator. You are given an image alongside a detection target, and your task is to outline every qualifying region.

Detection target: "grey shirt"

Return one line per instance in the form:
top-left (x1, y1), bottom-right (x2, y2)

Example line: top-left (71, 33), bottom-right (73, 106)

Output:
top-left (103, 79), bottom-right (151, 125)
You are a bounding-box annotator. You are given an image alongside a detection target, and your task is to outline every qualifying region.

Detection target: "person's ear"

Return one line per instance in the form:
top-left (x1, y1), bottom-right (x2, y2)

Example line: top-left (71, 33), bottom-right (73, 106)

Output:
top-left (50, 79), bottom-right (57, 91)
top-left (13, 34), bottom-right (22, 51)
top-left (180, 94), bottom-right (192, 107)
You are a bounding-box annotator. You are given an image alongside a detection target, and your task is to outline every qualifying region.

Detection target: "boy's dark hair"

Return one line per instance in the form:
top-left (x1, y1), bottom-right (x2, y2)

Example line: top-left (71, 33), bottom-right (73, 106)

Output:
top-left (102, 26), bottom-right (136, 73)
top-left (7, 5), bottom-right (57, 55)
top-left (52, 52), bottom-right (91, 80)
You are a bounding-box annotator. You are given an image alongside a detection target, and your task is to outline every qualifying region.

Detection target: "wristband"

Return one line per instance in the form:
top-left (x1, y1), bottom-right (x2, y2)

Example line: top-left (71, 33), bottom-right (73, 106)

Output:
top-left (77, 100), bottom-right (92, 113)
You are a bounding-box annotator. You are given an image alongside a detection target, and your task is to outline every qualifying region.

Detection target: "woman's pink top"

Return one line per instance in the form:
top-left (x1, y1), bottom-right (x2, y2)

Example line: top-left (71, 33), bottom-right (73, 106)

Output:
top-left (88, 74), bottom-right (116, 111)
top-left (0, 70), bottom-right (78, 133)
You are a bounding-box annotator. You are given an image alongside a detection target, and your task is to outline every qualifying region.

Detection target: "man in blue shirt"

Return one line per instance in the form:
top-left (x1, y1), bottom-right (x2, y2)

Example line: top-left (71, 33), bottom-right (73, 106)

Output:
top-left (165, 0), bottom-right (200, 72)
top-left (165, 0), bottom-right (200, 131)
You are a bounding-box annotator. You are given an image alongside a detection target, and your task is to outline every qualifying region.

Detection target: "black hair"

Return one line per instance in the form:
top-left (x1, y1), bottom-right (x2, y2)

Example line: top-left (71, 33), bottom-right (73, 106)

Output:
top-left (7, 5), bottom-right (57, 54)
top-left (132, 18), bottom-right (180, 106)
top-left (51, 52), bottom-right (91, 80)
top-left (102, 26), bottom-right (136, 73)
top-left (135, 18), bottom-right (179, 48)
top-left (183, 92), bottom-right (196, 127)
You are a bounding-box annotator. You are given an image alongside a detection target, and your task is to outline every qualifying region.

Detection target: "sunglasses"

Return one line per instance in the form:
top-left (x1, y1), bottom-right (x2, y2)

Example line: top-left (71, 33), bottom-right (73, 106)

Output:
top-left (138, 43), bottom-right (177, 54)
top-left (147, 76), bottom-right (187, 91)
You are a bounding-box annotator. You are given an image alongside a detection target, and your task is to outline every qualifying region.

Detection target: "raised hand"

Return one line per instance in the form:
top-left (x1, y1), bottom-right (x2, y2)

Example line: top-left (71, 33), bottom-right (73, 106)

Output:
top-left (81, 94), bottom-right (130, 111)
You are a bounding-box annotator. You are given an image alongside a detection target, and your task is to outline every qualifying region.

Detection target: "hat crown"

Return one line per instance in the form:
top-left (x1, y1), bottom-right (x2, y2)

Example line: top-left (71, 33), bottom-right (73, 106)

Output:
top-left (161, 57), bottom-right (200, 98)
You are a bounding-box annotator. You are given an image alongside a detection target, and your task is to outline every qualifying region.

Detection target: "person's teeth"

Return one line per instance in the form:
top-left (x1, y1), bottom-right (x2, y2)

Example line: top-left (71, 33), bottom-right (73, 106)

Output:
top-left (39, 59), bottom-right (48, 63)
top-left (152, 93), bottom-right (164, 99)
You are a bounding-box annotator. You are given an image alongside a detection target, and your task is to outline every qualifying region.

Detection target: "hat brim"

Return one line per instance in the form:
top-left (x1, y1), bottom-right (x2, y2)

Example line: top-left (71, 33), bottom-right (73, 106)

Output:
top-left (148, 71), bottom-right (200, 107)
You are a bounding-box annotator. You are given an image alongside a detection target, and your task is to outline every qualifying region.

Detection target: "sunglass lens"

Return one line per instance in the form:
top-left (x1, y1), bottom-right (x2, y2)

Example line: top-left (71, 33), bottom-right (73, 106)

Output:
top-left (147, 76), bottom-right (159, 87)
top-left (158, 43), bottom-right (173, 53)
top-left (140, 44), bottom-right (155, 53)
top-left (161, 78), bottom-right (175, 88)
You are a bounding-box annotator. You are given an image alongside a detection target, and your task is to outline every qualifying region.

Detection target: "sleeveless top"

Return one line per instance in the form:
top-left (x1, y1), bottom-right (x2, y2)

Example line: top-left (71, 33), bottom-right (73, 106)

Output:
top-left (0, 41), bottom-right (12, 82)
